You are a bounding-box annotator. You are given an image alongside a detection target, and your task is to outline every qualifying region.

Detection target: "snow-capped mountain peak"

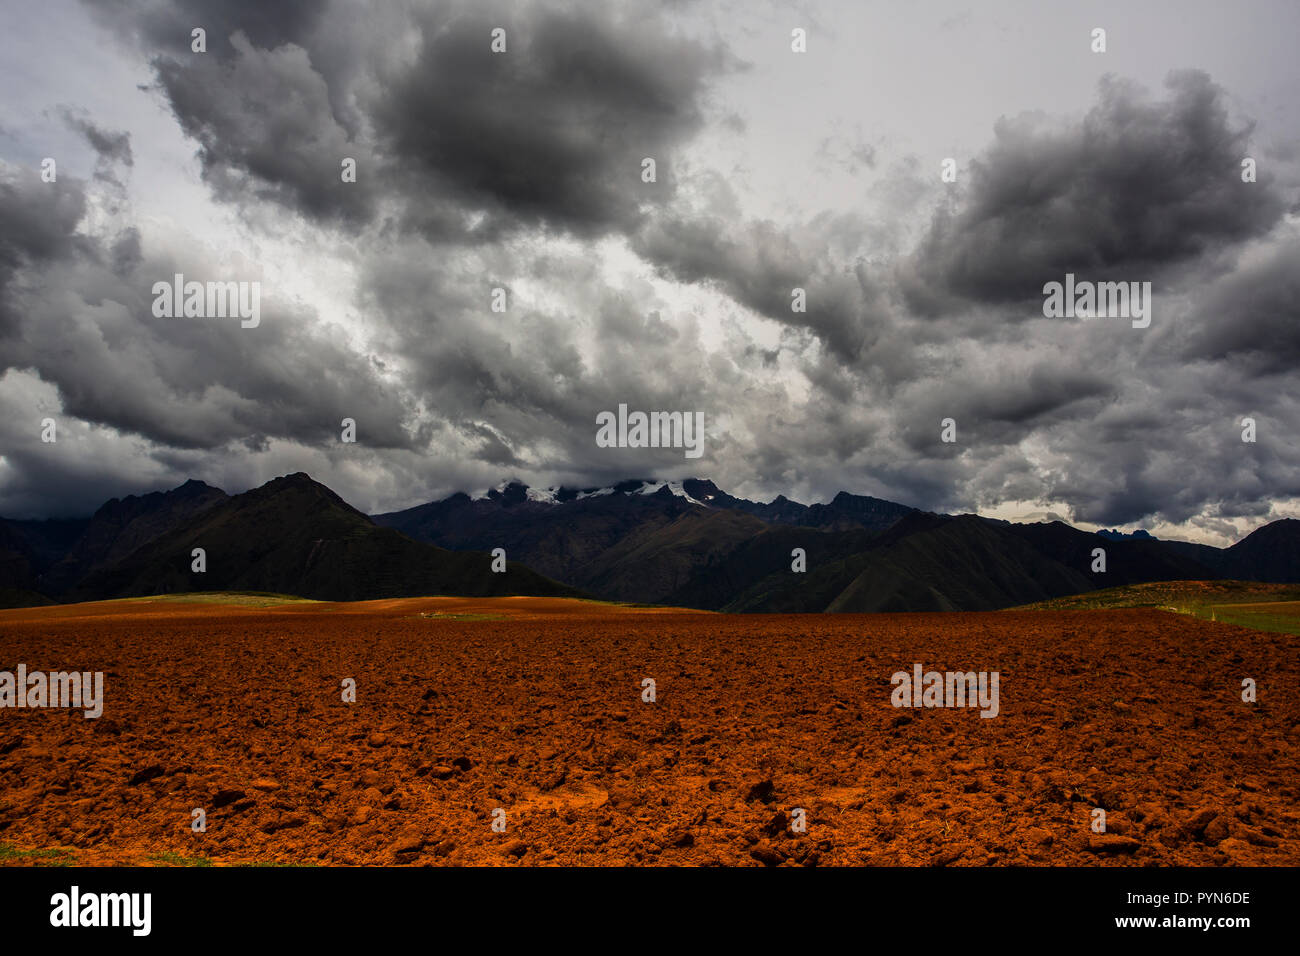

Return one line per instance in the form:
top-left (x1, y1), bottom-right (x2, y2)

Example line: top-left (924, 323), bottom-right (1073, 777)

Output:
top-left (468, 478), bottom-right (712, 506)
top-left (636, 480), bottom-right (705, 505)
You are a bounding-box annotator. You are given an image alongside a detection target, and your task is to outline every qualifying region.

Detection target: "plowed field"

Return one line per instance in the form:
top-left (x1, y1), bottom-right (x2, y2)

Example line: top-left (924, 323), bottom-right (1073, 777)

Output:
top-left (1, 597), bottom-right (1296, 866)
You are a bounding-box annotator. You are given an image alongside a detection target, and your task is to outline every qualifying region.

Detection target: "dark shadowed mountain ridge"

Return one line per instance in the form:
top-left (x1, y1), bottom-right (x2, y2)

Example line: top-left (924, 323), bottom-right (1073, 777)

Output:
top-left (0, 474), bottom-right (579, 606)
top-left (66, 472), bottom-right (581, 603)
top-left (376, 479), bottom-right (1300, 610)
top-left (5, 475), bottom-right (1298, 611)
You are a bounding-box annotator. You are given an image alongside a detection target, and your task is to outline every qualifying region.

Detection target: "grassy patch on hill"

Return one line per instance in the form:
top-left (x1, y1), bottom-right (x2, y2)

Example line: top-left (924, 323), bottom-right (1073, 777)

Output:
top-left (417, 611), bottom-right (508, 621)
top-left (1015, 581), bottom-right (1300, 635)
top-left (119, 591), bottom-right (322, 608)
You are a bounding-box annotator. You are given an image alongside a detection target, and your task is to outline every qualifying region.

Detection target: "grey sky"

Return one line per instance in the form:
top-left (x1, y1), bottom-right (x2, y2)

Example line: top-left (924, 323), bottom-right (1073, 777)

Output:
top-left (1, 0), bottom-right (1297, 546)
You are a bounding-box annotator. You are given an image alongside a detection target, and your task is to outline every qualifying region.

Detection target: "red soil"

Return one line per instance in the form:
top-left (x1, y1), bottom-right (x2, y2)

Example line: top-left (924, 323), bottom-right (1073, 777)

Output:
top-left (0, 599), bottom-right (1296, 866)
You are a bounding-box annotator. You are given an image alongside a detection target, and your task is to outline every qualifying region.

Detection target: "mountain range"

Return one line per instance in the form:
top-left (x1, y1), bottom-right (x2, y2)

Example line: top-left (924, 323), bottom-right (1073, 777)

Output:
top-left (2, 474), bottom-right (1297, 611)
top-left (0, 474), bottom-right (579, 608)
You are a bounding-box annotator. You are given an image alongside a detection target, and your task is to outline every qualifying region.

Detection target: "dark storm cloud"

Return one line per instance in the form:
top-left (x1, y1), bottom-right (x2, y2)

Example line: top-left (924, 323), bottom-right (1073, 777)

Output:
top-left (372, 3), bottom-right (729, 238)
top-left (634, 206), bottom-right (884, 361)
top-left (1175, 237), bottom-right (1300, 377)
top-left (0, 171), bottom-right (88, 266)
top-left (149, 35), bottom-right (372, 224)
top-left (0, 170), bottom-right (89, 337)
top-left (84, 0), bottom-right (326, 60)
top-left (0, 163), bottom-right (415, 452)
top-left (898, 364), bottom-right (1115, 456)
top-left (1039, 393), bottom-right (1300, 529)
top-left (124, 0), bottom-right (733, 237)
top-left (899, 71), bottom-right (1287, 314)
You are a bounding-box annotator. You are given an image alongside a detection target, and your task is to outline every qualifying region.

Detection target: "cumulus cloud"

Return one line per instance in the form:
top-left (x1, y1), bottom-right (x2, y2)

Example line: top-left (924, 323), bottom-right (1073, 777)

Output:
top-left (899, 71), bottom-right (1286, 313)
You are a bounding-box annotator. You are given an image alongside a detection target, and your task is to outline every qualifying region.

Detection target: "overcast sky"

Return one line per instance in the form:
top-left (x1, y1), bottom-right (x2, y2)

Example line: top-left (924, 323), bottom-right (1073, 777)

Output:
top-left (2, 0), bottom-right (1298, 545)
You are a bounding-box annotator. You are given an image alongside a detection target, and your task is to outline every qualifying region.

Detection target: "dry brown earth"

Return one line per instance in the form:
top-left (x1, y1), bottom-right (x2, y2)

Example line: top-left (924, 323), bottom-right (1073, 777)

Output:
top-left (1, 598), bottom-right (1295, 866)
